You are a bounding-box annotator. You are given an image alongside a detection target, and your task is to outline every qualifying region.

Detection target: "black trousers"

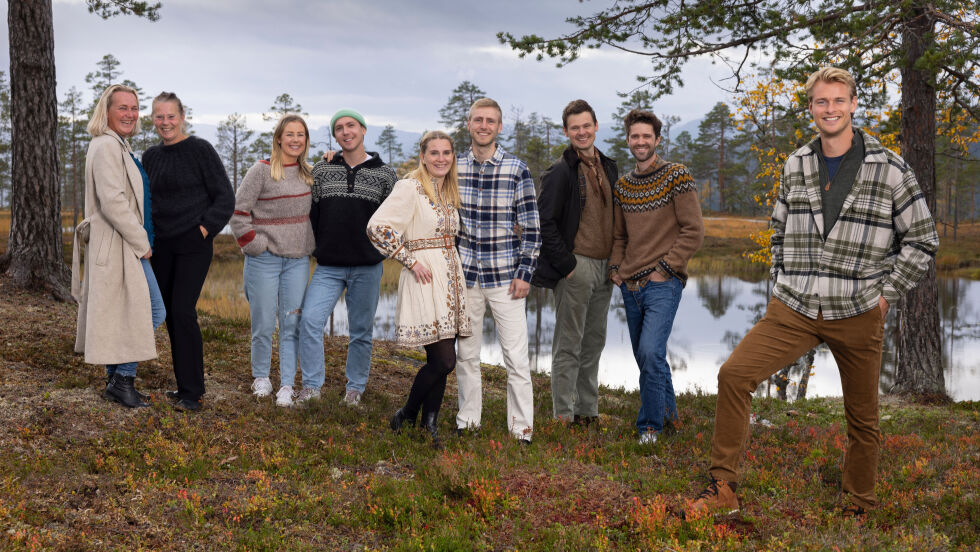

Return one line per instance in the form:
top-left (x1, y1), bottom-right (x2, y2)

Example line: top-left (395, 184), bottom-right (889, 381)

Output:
top-left (152, 226), bottom-right (213, 401)
top-left (402, 338), bottom-right (457, 420)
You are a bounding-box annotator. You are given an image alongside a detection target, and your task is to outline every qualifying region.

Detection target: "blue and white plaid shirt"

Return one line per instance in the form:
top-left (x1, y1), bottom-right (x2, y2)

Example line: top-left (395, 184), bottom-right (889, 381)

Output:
top-left (457, 145), bottom-right (541, 288)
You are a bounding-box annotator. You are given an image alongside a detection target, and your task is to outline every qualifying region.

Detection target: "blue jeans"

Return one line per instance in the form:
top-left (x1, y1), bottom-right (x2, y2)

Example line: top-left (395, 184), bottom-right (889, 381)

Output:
top-left (107, 258), bottom-right (166, 378)
top-left (243, 252), bottom-right (310, 387)
top-left (621, 277), bottom-right (683, 434)
top-left (298, 263), bottom-right (383, 391)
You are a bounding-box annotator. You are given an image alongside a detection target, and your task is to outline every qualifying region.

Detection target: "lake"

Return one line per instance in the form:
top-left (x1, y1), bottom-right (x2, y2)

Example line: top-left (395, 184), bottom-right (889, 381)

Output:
top-left (320, 275), bottom-right (980, 402)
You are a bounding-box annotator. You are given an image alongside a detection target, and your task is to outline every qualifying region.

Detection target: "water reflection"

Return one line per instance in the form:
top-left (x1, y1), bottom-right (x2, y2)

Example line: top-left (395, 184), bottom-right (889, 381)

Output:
top-left (325, 276), bottom-right (980, 401)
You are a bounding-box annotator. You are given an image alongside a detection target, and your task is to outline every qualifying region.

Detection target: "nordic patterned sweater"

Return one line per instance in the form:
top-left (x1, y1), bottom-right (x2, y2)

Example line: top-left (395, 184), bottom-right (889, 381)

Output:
top-left (230, 160), bottom-right (314, 259)
top-left (309, 151), bottom-right (396, 267)
top-left (609, 162), bottom-right (704, 285)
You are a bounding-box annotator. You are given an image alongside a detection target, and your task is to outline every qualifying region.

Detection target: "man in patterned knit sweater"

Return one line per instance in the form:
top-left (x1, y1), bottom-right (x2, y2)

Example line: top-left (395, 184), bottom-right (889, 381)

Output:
top-left (297, 109), bottom-right (396, 406)
top-left (608, 109), bottom-right (704, 446)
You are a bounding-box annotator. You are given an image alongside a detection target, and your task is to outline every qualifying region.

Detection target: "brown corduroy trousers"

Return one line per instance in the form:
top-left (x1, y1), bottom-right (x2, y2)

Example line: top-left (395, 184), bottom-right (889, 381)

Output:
top-left (709, 298), bottom-right (884, 509)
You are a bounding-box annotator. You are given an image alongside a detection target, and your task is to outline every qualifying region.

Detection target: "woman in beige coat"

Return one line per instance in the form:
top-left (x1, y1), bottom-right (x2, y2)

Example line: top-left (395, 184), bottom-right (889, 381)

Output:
top-left (73, 84), bottom-right (166, 408)
top-left (367, 131), bottom-right (471, 447)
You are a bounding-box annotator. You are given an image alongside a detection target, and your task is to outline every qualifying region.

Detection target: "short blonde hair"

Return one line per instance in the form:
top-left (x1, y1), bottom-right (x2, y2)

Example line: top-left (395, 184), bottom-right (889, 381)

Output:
top-left (87, 84), bottom-right (139, 137)
top-left (805, 67), bottom-right (857, 101)
top-left (467, 97), bottom-right (502, 121)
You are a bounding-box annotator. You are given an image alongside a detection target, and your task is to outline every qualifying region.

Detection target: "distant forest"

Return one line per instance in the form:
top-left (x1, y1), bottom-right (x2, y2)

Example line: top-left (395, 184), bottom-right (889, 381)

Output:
top-left (0, 55), bottom-right (977, 232)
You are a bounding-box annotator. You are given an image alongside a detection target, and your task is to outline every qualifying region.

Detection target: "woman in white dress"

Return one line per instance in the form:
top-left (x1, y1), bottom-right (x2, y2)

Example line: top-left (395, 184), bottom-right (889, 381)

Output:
top-left (367, 130), bottom-right (471, 446)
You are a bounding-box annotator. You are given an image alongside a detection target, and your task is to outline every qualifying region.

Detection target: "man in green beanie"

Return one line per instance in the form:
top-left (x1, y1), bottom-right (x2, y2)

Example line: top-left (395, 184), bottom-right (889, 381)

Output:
top-left (297, 109), bottom-right (396, 407)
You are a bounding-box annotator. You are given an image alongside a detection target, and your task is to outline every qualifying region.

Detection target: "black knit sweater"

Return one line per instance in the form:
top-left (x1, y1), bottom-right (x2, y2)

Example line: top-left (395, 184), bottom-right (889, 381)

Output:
top-left (142, 136), bottom-right (234, 240)
top-left (310, 151), bottom-right (396, 266)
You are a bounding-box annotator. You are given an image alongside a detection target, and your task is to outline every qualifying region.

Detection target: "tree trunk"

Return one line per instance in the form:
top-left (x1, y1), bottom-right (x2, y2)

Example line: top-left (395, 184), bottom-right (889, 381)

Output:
top-left (1, 0), bottom-right (71, 301)
top-left (892, 7), bottom-right (945, 398)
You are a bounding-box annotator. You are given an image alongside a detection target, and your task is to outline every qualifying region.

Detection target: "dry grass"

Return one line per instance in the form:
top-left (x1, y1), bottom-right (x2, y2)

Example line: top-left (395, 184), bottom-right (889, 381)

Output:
top-left (1, 271), bottom-right (977, 551)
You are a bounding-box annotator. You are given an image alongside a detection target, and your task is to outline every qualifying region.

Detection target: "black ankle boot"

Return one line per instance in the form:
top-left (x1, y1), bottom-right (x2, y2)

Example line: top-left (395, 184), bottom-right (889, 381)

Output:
top-left (421, 411), bottom-right (441, 449)
top-left (104, 375), bottom-right (149, 408)
top-left (389, 408), bottom-right (417, 432)
top-left (106, 376), bottom-right (149, 402)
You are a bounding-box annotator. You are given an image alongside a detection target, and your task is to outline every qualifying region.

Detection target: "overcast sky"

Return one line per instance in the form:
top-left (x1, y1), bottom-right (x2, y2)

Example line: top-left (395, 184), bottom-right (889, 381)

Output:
top-left (2, 0), bottom-right (738, 133)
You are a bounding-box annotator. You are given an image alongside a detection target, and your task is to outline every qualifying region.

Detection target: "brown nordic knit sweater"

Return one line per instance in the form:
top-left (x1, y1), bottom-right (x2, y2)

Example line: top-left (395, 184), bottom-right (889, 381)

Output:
top-left (609, 162), bottom-right (704, 285)
top-left (230, 160), bottom-right (315, 259)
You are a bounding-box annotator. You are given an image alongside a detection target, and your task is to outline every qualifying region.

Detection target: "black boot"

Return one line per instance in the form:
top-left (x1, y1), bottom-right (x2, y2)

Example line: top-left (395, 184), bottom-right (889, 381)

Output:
top-left (106, 376), bottom-right (149, 402)
top-left (103, 375), bottom-right (149, 408)
top-left (389, 408), bottom-right (417, 432)
top-left (421, 410), bottom-right (441, 449)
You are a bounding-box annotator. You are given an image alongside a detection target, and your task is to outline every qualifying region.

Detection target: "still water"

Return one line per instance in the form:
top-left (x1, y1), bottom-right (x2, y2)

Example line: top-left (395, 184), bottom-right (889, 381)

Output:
top-left (324, 276), bottom-right (979, 401)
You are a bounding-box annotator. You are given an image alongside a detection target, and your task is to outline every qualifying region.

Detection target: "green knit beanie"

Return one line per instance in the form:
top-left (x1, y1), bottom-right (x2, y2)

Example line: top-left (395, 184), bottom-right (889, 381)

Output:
top-left (330, 109), bottom-right (366, 132)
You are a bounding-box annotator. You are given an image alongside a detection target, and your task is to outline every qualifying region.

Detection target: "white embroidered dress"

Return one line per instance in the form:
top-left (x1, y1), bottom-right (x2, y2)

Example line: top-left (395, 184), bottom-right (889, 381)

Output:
top-left (367, 178), bottom-right (472, 347)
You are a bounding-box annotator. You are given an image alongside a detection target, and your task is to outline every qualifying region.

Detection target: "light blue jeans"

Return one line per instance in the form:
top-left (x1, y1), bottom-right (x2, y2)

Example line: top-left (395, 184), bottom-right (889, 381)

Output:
top-left (621, 277), bottom-right (683, 435)
top-left (297, 263), bottom-right (383, 391)
top-left (107, 258), bottom-right (166, 378)
top-left (243, 252), bottom-right (310, 387)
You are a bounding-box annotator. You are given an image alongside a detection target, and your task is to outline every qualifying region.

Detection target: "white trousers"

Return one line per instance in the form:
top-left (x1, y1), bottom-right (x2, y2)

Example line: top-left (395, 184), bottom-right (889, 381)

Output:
top-left (455, 285), bottom-right (534, 439)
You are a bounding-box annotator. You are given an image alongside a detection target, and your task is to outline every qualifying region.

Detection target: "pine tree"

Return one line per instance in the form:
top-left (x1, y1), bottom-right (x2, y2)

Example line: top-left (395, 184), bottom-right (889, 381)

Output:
top-left (2, 0), bottom-right (159, 299)
top-left (375, 124), bottom-right (404, 165)
top-left (215, 113), bottom-right (254, 192)
top-left (57, 86), bottom-right (86, 228)
top-left (0, 71), bottom-right (12, 208)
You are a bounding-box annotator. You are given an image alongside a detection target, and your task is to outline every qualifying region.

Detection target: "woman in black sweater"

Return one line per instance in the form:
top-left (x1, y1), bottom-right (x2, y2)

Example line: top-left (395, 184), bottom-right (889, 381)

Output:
top-left (142, 91), bottom-right (234, 411)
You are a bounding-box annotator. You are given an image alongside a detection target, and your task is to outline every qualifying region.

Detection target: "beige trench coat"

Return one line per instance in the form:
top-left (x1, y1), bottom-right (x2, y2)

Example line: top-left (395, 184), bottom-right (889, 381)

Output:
top-left (73, 130), bottom-right (156, 365)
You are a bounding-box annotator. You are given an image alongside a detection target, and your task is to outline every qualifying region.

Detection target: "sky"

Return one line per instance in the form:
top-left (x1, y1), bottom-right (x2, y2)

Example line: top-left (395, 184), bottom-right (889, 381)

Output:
top-left (1, 0), bottom-right (739, 134)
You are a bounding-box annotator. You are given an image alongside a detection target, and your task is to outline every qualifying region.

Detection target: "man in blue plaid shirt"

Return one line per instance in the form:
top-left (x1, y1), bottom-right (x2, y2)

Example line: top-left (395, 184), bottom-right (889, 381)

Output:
top-left (455, 97), bottom-right (541, 443)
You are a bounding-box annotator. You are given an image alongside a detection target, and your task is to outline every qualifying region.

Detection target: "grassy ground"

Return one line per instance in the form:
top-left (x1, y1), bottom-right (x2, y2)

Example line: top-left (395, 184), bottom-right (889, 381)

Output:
top-left (1, 272), bottom-right (978, 551)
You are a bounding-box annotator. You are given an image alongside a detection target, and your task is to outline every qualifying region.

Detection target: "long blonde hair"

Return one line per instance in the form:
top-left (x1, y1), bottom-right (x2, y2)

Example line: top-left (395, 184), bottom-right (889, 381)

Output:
top-left (408, 130), bottom-right (460, 208)
top-left (88, 84), bottom-right (139, 137)
top-left (270, 114), bottom-right (313, 185)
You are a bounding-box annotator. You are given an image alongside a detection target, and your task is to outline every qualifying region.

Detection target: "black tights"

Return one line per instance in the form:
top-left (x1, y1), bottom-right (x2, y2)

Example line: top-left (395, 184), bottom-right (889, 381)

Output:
top-left (402, 338), bottom-right (456, 420)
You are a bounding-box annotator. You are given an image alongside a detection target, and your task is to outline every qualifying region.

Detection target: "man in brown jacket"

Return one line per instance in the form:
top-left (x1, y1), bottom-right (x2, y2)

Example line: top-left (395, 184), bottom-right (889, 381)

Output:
top-left (608, 109), bottom-right (704, 444)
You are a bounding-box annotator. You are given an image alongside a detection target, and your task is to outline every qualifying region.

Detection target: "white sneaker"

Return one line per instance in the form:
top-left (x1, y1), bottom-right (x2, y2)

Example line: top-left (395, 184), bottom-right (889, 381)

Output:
top-left (251, 377), bottom-right (273, 397)
top-left (341, 389), bottom-right (362, 406)
top-left (638, 432), bottom-right (658, 445)
top-left (275, 386), bottom-right (294, 407)
top-left (295, 387), bottom-right (321, 405)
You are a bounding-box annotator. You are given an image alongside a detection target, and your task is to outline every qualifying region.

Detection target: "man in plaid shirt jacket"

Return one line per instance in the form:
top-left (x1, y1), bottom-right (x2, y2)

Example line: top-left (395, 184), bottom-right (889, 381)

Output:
top-left (690, 67), bottom-right (938, 517)
top-left (455, 97), bottom-right (542, 443)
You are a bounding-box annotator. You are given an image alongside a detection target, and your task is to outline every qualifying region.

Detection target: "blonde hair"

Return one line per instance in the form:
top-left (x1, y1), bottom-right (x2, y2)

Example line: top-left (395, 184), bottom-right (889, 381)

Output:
top-left (270, 114), bottom-right (313, 185)
top-left (805, 67), bottom-right (857, 100)
top-left (409, 131), bottom-right (461, 208)
top-left (87, 84), bottom-right (139, 137)
top-left (467, 97), bottom-right (502, 121)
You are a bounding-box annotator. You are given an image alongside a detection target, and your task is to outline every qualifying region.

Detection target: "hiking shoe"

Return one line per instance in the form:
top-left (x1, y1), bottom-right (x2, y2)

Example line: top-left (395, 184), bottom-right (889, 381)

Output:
top-left (841, 503), bottom-right (867, 518)
top-left (341, 389), bottom-right (362, 406)
top-left (638, 431), bottom-right (658, 445)
top-left (275, 386), bottom-right (294, 407)
top-left (295, 387), bottom-right (321, 405)
top-left (686, 477), bottom-right (739, 518)
top-left (251, 377), bottom-right (273, 397)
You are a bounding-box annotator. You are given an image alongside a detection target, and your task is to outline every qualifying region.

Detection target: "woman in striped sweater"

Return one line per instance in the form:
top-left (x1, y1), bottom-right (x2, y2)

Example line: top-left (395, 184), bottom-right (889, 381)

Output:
top-left (230, 115), bottom-right (315, 406)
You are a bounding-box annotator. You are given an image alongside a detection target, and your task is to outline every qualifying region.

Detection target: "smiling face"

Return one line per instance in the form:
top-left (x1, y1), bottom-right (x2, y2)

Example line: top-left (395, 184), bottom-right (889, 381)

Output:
top-left (467, 106), bottom-right (502, 148)
top-left (563, 111), bottom-right (598, 154)
top-left (278, 120), bottom-right (307, 164)
top-left (627, 122), bottom-right (661, 164)
top-left (107, 91), bottom-right (139, 137)
top-left (808, 80), bottom-right (857, 139)
top-left (422, 138), bottom-right (454, 180)
top-left (152, 100), bottom-right (186, 145)
top-left (333, 116), bottom-right (366, 153)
